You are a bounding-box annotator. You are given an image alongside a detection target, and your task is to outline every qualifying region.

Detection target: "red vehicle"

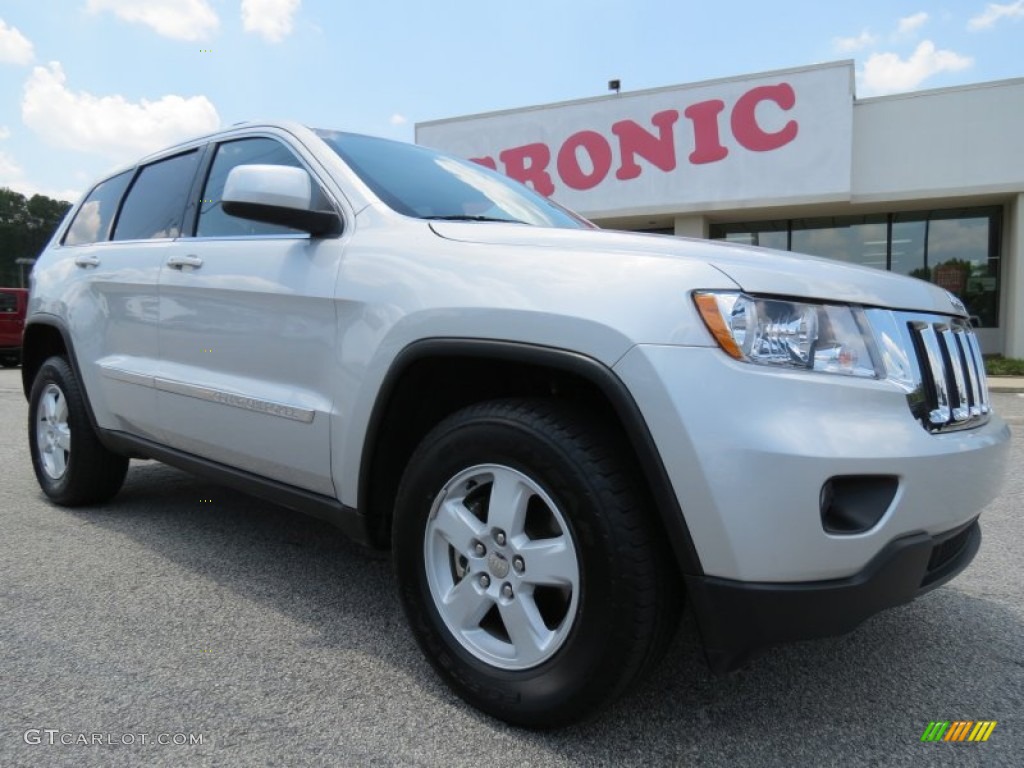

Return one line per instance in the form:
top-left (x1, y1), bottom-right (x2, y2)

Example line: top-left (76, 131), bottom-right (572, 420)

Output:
top-left (0, 287), bottom-right (28, 367)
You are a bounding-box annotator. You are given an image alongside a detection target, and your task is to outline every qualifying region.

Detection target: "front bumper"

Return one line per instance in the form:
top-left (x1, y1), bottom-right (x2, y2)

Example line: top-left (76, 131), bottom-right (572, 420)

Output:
top-left (613, 343), bottom-right (1009, 669)
top-left (688, 517), bottom-right (980, 672)
top-left (613, 345), bottom-right (1010, 582)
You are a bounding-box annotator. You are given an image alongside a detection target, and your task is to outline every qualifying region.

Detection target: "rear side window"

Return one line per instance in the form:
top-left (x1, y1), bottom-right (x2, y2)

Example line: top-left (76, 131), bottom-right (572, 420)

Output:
top-left (63, 171), bottom-right (132, 245)
top-left (196, 137), bottom-right (305, 238)
top-left (113, 150), bottom-right (201, 241)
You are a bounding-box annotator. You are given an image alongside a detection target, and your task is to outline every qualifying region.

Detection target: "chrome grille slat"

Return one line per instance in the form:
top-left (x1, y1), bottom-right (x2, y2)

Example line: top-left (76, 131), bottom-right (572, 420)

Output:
top-left (953, 329), bottom-right (982, 418)
top-left (940, 327), bottom-right (970, 422)
top-left (915, 322), bottom-right (951, 426)
top-left (965, 332), bottom-right (991, 415)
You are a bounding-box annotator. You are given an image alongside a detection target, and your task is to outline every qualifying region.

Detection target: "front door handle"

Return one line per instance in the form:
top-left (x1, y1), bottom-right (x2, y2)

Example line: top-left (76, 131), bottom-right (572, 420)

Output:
top-left (167, 254), bottom-right (203, 270)
top-left (74, 255), bottom-right (100, 268)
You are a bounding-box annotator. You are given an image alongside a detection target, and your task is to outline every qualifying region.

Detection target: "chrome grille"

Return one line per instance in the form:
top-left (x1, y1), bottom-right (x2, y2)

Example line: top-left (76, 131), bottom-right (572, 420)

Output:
top-left (909, 319), bottom-right (990, 429)
top-left (867, 310), bottom-right (990, 432)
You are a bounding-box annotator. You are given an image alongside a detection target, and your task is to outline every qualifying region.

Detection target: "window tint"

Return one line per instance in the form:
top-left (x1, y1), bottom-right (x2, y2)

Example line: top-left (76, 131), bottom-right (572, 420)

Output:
top-left (197, 138), bottom-right (306, 238)
top-left (113, 150), bottom-right (200, 241)
top-left (317, 130), bottom-right (590, 229)
top-left (63, 171), bottom-right (132, 245)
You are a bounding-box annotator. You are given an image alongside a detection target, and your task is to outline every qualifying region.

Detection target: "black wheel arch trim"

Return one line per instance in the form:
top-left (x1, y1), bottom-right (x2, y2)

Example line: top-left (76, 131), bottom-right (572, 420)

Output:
top-left (359, 337), bottom-right (705, 578)
top-left (22, 316), bottom-right (94, 415)
top-left (22, 315), bottom-right (144, 459)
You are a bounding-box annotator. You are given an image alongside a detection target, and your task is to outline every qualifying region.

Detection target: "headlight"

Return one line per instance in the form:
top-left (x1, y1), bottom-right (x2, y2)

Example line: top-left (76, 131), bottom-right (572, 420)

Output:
top-left (694, 292), bottom-right (880, 378)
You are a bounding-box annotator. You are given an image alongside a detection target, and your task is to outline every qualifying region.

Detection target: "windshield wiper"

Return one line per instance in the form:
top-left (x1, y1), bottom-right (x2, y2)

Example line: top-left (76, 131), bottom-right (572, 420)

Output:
top-left (423, 215), bottom-right (526, 224)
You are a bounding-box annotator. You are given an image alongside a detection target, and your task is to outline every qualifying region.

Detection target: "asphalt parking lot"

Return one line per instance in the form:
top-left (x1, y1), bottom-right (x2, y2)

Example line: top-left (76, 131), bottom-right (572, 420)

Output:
top-left (1, 366), bottom-right (1021, 767)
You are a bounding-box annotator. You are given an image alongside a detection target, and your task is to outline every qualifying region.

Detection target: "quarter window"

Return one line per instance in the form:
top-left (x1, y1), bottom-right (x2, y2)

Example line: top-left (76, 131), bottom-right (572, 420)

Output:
top-left (63, 171), bottom-right (132, 245)
top-left (196, 138), bottom-right (306, 238)
top-left (113, 150), bottom-right (201, 241)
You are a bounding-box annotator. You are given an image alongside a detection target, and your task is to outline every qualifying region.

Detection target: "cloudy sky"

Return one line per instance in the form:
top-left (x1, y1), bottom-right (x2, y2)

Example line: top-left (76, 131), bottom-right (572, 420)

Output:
top-left (0, 0), bottom-right (1021, 203)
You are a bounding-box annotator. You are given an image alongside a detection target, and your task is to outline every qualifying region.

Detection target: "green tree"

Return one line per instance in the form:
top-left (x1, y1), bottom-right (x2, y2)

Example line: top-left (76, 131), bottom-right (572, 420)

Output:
top-left (0, 187), bottom-right (72, 287)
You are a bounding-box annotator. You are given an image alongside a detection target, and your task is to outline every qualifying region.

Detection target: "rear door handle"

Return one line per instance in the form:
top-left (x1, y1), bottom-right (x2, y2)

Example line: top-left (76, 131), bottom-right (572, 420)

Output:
top-left (167, 254), bottom-right (203, 270)
top-left (74, 255), bottom-right (100, 268)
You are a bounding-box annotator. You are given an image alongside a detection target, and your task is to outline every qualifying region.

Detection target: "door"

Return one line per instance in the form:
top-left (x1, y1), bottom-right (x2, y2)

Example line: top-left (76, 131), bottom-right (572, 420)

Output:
top-left (60, 150), bottom-right (201, 439)
top-left (156, 136), bottom-right (342, 496)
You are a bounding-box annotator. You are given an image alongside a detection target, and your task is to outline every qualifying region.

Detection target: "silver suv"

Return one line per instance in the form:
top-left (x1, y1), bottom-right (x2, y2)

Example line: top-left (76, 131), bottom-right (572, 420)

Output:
top-left (23, 121), bottom-right (1011, 727)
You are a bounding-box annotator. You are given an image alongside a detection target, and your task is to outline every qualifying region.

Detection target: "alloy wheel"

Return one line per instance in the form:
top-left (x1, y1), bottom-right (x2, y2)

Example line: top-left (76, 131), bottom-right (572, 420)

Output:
top-left (35, 382), bottom-right (71, 480)
top-left (423, 463), bottom-right (580, 670)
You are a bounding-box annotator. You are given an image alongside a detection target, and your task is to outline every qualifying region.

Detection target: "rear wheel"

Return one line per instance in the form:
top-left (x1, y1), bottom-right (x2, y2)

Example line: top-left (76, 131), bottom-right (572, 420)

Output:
top-left (28, 356), bottom-right (128, 505)
top-left (393, 398), bottom-right (680, 727)
top-left (0, 354), bottom-right (19, 368)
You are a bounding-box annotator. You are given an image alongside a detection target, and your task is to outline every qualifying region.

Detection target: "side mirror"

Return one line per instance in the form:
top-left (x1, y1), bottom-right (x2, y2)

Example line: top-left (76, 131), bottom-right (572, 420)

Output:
top-left (222, 164), bottom-right (341, 236)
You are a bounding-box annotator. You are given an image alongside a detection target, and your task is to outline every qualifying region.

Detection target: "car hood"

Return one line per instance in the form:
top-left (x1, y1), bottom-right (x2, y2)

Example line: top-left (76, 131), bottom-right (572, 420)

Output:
top-left (429, 222), bottom-right (964, 317)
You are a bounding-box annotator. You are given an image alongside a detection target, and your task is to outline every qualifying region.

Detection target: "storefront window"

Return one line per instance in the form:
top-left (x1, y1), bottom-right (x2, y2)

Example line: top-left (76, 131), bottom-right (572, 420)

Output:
top-left (790, 215), bottom-right (888, 270)
top-left (895, 211), bottom-right (1002, 328)
top-left (712, 220), bottom-right (787, 251)
top-left (710, 206), bottom-right (1001, 327)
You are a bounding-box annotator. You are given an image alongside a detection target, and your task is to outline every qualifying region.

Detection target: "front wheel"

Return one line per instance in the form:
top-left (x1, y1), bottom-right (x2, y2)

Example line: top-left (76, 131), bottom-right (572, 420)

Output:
top-left (393, 398), bottom-right (680, 727)
top-left (28, 356), bottom-right (129, 505)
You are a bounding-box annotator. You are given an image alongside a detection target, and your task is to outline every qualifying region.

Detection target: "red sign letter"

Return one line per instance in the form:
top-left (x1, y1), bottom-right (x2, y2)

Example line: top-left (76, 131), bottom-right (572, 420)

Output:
top-left (556, 131), bottom-right (613, 191)
top-left (731, 83), bottom-right (798, 152)
top-left (611, 110), bottom-right (679, 180)
top-left (499, 143), bottom-right (555, 196)
top-left (471, 156), bottom-right (497, 170)
top-left (683, 100), bottom-right (729, 165)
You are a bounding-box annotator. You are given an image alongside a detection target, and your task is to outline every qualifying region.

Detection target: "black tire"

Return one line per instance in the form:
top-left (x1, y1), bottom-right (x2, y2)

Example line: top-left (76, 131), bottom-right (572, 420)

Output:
top-left (393, 398), bottom-right (681, 728)
top-left (28, 356), bottom-right (128, 506)
top-left (0, 354), bottom-right (19, 368)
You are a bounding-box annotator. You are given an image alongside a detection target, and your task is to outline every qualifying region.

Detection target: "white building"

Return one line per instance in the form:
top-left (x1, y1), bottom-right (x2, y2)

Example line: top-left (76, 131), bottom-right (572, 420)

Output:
top-left (417, 61), bottom-right (1024, 357)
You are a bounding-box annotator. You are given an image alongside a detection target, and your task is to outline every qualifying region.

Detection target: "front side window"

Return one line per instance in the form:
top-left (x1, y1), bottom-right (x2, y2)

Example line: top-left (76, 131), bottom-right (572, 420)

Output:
top-left (113, 150), bottom-right (201, 241)
top-left (196, 137), bottom-right (307, 238)
top-left (317, 130), bottom-right (590, 229)
top-left (63, 171), bottom-right (132, 245)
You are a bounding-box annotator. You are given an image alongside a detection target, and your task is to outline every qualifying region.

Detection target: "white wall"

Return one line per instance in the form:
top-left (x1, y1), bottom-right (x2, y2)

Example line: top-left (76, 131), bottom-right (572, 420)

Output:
top-left (853, 80), bottom-right (1024, 203)
top-left (673, 215), bottom-right (708, 238)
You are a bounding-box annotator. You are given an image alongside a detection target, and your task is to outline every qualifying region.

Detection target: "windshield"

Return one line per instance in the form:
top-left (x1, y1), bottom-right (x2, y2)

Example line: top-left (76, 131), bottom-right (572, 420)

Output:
top-left (315, 130), bottom-right (591, 229)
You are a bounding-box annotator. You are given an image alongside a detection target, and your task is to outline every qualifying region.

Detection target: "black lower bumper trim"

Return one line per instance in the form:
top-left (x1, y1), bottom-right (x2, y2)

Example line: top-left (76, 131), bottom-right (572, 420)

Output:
top-left (687, 519), bottom-right (981, 673)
